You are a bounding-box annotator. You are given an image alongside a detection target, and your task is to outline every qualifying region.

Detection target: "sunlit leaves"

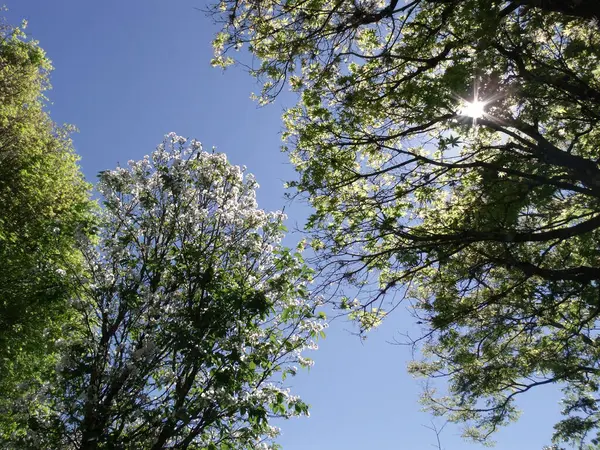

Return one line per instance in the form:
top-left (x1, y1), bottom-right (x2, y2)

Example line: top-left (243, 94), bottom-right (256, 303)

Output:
top-left (211, 0), bottom-right (600, 446)
top-left (0, 17), bottom-right (93, 439)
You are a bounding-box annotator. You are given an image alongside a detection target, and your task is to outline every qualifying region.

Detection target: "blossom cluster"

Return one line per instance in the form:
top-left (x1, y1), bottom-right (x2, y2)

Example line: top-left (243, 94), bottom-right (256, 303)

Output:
top-left (17, 134), bottom-right (323, 449)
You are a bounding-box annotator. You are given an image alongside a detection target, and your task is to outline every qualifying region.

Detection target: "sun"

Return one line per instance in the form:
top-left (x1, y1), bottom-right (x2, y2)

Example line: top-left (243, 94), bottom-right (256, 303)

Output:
top-left (459, 99), bottom-right (487, 119)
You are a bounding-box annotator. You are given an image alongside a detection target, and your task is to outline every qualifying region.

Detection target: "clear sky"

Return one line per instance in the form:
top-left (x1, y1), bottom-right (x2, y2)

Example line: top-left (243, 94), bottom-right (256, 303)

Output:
top-left (7, 1), bottom-right (566, 449)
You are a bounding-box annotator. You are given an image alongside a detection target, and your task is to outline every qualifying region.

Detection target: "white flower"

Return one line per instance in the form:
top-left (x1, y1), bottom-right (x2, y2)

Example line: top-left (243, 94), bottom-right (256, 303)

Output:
top-left (70, 135), bottom-right (321, 445)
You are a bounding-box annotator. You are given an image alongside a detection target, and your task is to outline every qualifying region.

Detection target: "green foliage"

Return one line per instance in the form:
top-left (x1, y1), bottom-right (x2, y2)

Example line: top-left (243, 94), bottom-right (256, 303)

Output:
top-left (212, 0), bottom-right (600, 446)
top-left (0, 17), bottom-right (94, 438)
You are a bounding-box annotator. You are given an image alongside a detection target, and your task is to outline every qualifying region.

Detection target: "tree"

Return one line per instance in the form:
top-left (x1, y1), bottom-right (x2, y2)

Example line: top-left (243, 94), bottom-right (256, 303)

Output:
top-left (7, 134), bottom-right (322, 449)
top-left (0, 16), bottom-right (93, 437)
top-left (211, 0), bottom-right (600, 447)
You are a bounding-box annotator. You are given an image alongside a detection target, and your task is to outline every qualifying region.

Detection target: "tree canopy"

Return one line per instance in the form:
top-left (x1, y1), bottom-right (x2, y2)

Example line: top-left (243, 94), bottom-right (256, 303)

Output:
top-left (0, 17), bottom-right (93, 437)
top-left (6, 135), bottom-right (321, 449)
top-left (212, 0), bottom-right (600, 446)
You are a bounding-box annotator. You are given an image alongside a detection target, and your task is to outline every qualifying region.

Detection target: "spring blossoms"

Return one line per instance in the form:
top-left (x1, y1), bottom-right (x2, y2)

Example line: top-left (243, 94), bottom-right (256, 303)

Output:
top-left (12, 134), bottom-right (323, 449)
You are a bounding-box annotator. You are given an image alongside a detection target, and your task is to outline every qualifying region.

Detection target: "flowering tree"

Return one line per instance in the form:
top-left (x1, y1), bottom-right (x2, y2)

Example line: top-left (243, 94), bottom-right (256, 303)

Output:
top-left (10, 134), bottom-right (322, 449)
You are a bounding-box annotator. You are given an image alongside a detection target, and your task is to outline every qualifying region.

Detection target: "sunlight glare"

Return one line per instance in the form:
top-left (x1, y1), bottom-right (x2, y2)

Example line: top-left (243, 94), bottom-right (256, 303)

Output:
top-left (460, 99), bottom-right (486, 119)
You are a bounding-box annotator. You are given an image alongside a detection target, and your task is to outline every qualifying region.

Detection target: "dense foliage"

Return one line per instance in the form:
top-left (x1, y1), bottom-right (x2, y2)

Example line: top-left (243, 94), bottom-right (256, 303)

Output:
top-left (212, 0), bottom-right (600, 446)
top-left (0, 18), bottom-right (93, 437)
top-left (5, 135), bottom-right (321, 449)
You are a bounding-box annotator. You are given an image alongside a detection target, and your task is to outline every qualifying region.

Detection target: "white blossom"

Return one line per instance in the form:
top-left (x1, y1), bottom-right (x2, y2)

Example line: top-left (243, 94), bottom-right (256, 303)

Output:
top-left (23, 134), bottom-right (325, 450)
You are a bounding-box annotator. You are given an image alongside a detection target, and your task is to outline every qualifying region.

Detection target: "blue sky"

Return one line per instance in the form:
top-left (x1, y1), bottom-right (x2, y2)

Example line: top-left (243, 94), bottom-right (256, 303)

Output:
top-left (7, 1), bottom-right (566, 448)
